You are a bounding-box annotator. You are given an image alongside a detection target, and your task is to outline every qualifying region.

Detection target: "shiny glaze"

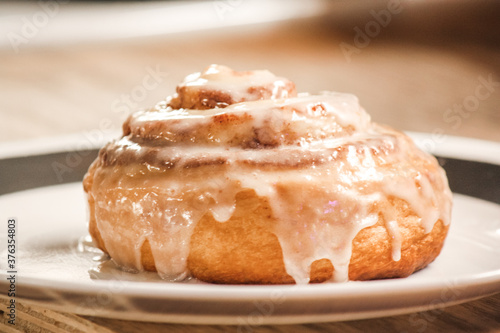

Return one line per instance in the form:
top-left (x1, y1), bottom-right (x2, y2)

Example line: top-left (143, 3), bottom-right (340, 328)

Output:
top-left (87, 65), bottom-right (452, 283)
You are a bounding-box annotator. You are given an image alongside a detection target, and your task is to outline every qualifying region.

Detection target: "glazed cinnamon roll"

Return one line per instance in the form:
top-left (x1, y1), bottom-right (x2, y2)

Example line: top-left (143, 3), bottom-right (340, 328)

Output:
top-left (83, 65), bottom-right (452, 284)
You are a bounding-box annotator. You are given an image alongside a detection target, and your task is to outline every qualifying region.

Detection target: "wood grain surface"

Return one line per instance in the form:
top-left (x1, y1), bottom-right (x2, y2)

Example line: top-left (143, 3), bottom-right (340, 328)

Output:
top-left (0, 0), bottom-right (499, 332)
top-left (1, 293), bottom-right (499, 333)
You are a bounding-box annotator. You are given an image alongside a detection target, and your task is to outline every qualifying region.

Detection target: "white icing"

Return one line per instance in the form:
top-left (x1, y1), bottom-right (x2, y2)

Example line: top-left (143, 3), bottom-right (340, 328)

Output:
top-left (128, 93), bottom-right (371, 147)
top-left (385, 218), bottom-right (402, 262)
top-left (89, 66), bottom-right (453, 284)
top-left (181, 64), bottom-right (292, 102)
top-left (92, 133), bottom-right (452, 283)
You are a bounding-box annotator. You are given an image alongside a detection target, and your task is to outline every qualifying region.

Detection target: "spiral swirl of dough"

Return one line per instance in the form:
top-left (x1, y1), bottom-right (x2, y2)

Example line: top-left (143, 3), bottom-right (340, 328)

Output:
top-left (84, 65), bottom-right (452, 284)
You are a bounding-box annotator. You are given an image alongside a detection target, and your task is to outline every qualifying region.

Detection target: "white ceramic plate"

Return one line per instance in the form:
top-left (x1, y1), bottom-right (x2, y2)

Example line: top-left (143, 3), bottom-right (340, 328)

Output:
top-left (0, 133), bottom-right (499, 325)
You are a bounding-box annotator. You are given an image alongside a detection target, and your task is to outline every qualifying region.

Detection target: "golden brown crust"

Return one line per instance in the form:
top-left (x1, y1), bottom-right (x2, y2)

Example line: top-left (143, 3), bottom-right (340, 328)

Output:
top-left (83, 160), bottom-right (108, 253)
top-left (348, 198), bottom-right (448, 281)
top-left (169, 88), bottom-right (234, 110)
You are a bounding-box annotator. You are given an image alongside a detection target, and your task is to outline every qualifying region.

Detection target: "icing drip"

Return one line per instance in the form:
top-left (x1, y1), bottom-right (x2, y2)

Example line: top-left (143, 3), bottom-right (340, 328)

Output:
top-left (385, 218), bottom-right (402, 262)
top-left (92, 134), bottom-right (451, 283)
top-left (88, 65), bottom-right (453, 284)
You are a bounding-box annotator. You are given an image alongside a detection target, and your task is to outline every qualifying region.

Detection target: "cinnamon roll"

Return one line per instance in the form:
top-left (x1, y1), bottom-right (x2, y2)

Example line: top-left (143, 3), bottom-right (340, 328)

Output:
top-left (83, 65), bottom-right (452, 284)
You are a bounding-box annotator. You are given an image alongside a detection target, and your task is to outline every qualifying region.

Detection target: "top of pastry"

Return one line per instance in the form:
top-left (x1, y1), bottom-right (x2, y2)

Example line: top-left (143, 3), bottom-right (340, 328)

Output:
top-left (167, 64), bottom-right (296, 109)
top-left (122, 64), bottom-right (371, 148)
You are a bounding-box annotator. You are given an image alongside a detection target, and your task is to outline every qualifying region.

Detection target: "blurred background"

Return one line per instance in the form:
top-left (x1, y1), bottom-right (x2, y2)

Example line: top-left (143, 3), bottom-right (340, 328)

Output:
top-left (1, 0), bottom-right (499, 145)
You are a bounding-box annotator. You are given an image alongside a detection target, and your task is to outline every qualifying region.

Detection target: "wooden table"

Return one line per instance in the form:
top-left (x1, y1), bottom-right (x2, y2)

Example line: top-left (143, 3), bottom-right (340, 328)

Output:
top-left (1, 293), bottom-right (499, 333)
top-left (1, 0), bottom-right (499, 332)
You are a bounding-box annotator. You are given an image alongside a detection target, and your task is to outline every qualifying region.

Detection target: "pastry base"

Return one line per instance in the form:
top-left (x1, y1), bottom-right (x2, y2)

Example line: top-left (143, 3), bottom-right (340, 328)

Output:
top-left (89, 188), bottom-right (448, 284)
